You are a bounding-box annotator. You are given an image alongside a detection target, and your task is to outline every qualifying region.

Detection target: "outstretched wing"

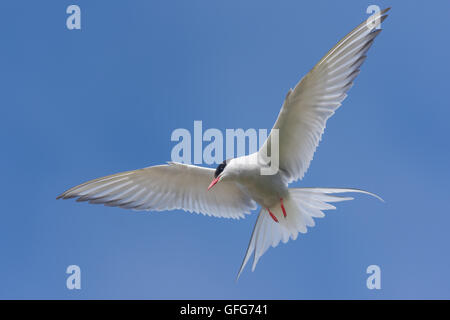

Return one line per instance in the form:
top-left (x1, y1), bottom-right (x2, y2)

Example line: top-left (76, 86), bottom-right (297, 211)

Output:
top-left (259, 8), bottom-right (390, 183)
top-left (57, 162), bottom-right (257, 219)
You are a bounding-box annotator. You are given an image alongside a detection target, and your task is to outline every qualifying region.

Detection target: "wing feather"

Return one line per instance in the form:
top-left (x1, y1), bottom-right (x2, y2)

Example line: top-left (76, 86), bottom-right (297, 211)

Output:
top-left (57, 162), bottom-right (257, 219)
top-left (259, 8), bottom-right (390, 183)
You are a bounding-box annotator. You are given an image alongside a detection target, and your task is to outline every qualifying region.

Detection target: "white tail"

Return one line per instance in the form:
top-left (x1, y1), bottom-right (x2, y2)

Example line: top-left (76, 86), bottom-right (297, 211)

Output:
top-left (236, 188), bottom-right (383, 280)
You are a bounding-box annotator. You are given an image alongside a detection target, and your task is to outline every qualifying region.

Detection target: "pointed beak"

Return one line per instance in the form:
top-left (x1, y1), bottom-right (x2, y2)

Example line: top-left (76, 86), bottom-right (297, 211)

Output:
top-left (207, 176), bottom-right (221, 191)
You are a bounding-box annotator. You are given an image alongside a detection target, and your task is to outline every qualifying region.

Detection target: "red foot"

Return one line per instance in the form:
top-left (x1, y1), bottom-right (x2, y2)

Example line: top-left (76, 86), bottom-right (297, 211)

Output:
top-left (268, 209), bottom-right (278, 223)
top-left (280, 198), bottom-right (287, 218)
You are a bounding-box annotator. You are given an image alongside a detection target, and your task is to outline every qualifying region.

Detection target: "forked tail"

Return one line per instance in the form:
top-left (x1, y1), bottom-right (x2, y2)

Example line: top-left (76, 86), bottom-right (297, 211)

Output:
top-left (236, 188), bottom-right (383, 280)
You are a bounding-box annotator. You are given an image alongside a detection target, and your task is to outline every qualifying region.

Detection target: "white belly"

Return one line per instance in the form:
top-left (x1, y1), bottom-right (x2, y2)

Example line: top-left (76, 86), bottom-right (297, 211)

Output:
top-left (229, 154), bottom-right (289, 208)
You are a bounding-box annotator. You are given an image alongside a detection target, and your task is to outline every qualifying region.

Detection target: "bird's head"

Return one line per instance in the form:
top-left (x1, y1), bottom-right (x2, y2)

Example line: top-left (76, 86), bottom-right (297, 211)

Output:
top-left (207, 159), bottom-right (228, 190)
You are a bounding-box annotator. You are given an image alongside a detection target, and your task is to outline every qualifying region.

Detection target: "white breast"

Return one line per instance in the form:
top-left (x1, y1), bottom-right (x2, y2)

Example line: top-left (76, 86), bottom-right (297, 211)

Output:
top-left (227, 154), bottom-right (289, 208)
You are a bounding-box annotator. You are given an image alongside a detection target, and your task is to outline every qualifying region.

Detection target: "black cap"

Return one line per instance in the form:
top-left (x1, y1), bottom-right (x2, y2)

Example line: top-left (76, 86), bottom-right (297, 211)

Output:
top-left (214, 160), bottom-right (227, 178)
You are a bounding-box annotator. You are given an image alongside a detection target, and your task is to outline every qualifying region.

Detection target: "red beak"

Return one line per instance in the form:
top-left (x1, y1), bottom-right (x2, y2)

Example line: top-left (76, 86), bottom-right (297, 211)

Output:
top-left (207, 176), bottom-right (221, 190)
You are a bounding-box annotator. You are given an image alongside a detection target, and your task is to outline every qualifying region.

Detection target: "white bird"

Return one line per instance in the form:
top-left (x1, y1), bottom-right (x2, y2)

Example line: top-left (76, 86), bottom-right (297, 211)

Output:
top-left (58, 8), bottom-right (389, 279)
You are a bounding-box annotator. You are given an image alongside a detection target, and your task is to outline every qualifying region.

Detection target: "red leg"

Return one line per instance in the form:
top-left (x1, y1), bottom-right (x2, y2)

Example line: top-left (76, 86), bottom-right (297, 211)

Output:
top-left (268, 208), bottom-right (278, 223)
top-left (280, 198), bottom-right (287, 218)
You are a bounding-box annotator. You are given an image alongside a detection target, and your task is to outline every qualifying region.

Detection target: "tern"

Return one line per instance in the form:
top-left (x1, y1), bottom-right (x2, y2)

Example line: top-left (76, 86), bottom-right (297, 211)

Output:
top-left (58, 8), bottom-right (389, 279)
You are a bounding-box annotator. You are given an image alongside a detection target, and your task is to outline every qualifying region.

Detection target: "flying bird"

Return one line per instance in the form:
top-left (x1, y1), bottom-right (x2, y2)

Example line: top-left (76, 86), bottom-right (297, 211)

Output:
top-left (58, 8), bottom-right (389, 279)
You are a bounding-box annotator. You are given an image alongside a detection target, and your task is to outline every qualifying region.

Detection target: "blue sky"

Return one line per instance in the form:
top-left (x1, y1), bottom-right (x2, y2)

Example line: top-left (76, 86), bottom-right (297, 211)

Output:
top-left (1, 1), bottom-right (449, 299)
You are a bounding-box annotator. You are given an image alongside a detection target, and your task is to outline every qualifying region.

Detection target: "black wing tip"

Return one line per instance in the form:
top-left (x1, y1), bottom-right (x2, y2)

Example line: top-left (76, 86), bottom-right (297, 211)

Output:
top-left (380, 14), bottom-right (389, 24)
top-left (380, 6), bottom-right (391, 22)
